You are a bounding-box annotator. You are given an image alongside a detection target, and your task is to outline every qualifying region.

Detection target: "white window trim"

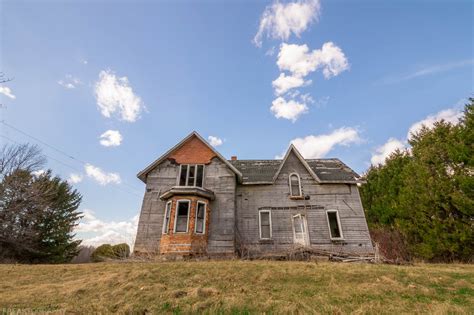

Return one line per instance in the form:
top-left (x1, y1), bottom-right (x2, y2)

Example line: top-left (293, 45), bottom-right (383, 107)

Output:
top-left (258, 209), bottom-right (272, 240)
top-left (194, 201), bottom-right (207, 234)
top-left (177, 164), bottom-right (205, 187)
top-left (162, 201), bottom-right (172, 234)
top-left (326, 210), bottom-right (344, 240)
top-left (288, 172), bottom-right (302, 197)
top-left (173, 199), bottom-right (191, 233)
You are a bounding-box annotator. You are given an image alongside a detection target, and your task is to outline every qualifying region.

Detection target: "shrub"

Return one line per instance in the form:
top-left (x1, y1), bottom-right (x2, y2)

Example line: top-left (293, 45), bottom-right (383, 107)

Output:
top-left (91, 244), bottom-right (115, 262)
top-left (113, 243), bottom-right (130, 259)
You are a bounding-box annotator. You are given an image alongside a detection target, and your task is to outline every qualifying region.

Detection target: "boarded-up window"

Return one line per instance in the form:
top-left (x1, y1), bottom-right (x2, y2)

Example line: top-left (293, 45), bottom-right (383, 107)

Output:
top-left (195, 202), bottom-right (206, 234)
top-left (289, 173), bottom-right (302, 197)
top-left (162, 201), bottom-right (172, 234)
top-left (175, 201), bottom-right (190, 232)
top-left (259, 210), bottom-right (272, 239)
top-left (327, 211), bottom-right (342, 239)
top-left (178, 164), bottom-right (204, 187)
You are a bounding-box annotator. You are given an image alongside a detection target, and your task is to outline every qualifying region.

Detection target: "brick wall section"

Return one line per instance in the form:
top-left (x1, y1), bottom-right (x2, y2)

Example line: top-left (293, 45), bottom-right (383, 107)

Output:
top-left (168, 135), bottom-right (217, 164)
top-left (160, 196), bottom-right (210, 255)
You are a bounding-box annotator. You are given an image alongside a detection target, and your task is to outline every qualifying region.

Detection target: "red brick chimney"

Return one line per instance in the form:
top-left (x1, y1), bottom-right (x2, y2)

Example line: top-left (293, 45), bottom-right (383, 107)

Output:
top-left (231, 156), bottom-right (237, 161)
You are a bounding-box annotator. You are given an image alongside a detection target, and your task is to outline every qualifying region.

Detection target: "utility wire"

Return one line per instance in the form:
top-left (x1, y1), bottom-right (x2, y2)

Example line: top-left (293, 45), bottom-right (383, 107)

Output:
top-left (0, 122), bottom-right (143, 197)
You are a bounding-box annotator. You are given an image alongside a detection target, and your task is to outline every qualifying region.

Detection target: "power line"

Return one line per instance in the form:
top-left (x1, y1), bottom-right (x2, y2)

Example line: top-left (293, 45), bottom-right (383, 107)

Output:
top-left (0, 130), bottom-right (142, 198)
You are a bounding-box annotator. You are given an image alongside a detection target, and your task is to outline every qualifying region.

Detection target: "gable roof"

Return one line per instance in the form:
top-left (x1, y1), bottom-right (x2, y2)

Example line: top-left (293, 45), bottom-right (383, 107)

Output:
top-left (137, 131), bottom-right (242, 183)
top-left (229, 145), bottom-right (362, 185)
top-left (271, 144), bottom-right (320, 183)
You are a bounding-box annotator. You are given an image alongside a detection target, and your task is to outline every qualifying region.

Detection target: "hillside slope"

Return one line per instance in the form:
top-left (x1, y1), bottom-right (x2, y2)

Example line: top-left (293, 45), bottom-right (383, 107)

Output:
top-left (1, 261), bottom-right (473, 313)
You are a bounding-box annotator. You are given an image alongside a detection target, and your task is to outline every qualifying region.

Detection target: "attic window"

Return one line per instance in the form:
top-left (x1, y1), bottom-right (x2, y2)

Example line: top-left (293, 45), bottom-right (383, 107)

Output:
top-left (289, 173), bottom-right (302, 197)
top-left (326, 210), bottom-right (343, 240)
top-left (178, 164), bottom-right (204, 187)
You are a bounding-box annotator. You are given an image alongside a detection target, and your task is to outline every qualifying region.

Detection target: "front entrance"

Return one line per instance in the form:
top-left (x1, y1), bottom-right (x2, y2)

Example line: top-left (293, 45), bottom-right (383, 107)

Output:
top-left (292, 214), bottom-right (309, 246)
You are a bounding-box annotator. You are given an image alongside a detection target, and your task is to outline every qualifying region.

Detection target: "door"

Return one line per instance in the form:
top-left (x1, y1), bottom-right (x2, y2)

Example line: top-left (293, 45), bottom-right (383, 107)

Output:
top-left (292, 214), bottom-right (309, 246)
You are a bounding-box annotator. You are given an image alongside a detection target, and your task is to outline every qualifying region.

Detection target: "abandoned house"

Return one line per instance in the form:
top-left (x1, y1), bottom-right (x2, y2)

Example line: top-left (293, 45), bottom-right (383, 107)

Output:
top-left (134, 131), bottom-right (373, 257)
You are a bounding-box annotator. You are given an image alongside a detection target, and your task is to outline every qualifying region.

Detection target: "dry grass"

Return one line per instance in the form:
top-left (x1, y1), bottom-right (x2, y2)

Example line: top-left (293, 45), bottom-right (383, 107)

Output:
top-left (0, 261), bottom-right (473, 314)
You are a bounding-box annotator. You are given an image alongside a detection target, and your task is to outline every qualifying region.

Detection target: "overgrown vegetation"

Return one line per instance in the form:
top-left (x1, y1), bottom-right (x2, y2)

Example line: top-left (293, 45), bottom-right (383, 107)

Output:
top-left (0, 144), bottom-right (82, 263)
top-left (361, 98), bottom-right (474, 262)
top-left (0, 261), bottom-right (472, 313)
top-left (91, 243), bottom-right (130, 262)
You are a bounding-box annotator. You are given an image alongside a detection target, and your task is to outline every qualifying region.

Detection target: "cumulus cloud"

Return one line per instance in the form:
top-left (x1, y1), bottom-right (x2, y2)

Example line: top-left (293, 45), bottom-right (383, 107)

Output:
top-left (407, 108), bottom-right (462, 140)
top-left (31, 169), bottom-right (45, 177)
top-left (76, 209), bottom-right (139, 248)
top-left (371, 107), bottom-right (463, 165)
top-left (208, 136), bottom-right (224, 147)
top-left (84, 164), bottom-right (121, 185)
top-left (0, 86), bottom-right (16, 99)
top-left (270, 96), bottom-right (308, 122)
top-left (68, 173), bottom-right (83, 184)
top-left (58, 74), bottom-right (82, 89)
top-left (253, 0), bottom-right (321, 47)
top-left (95, 70), bottom-right (144, 122)
top-left (370, 138), bottom-right (406, 165)
top-left (272, 73), bottom-right (309, 95)
top-left (284, 127), bottom-right (361, 158)
top-left (99, 130), bottom-right (123, 147)
top-left (277, 42), bottom-right (349, 79)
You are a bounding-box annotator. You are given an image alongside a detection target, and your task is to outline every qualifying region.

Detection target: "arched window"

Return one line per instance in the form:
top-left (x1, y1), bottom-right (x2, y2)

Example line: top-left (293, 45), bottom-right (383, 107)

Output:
top-left (289, 173), bottom-right (302, 197)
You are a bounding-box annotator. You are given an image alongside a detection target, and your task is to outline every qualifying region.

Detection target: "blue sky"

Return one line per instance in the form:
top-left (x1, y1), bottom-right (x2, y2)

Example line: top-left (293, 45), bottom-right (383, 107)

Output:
top-left (1, 0), bottom-right (472, 245)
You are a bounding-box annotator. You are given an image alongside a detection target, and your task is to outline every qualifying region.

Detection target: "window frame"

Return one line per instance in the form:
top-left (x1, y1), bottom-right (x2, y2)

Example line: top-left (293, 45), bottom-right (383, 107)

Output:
top-left (288, 172), bottom-right (302, 197)
top-left (162, 201), bottom-right (172, 234)
top-left (177, 164), bottom-right (205, 187)
top-left (194, 201), bottom-right (207, 234)
top-left (173, 199), bottom-right (191, 233)
top-left (326, 210), bottom-right (344, 240)
top-left (258, 210), bottom-right (272, 240)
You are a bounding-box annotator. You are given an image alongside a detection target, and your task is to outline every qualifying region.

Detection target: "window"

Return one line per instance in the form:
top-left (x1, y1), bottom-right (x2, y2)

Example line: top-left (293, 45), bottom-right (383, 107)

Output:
top-left (289, 173), bottom-right (302, 197)
top-left (162, 201), bottom-right (172, 234)
top-left (326, 210), bottom-right (343, 240)
top-left (195, 202), bottom-right (206, 234)
top-left (259, 210), bottom-right (272, 239)
top-left (178, 164), bottom-right (204, 187)
top-left (174, 200), bottom-right (190, 233)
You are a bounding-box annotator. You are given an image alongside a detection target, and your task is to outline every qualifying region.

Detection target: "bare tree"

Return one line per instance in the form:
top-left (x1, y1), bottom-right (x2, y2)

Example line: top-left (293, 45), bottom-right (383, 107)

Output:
top-left (0, 143), bottom-right (46, 178)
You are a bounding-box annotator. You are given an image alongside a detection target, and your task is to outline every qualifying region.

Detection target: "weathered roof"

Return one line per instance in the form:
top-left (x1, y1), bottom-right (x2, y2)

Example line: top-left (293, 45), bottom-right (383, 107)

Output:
top-left (229, 158), bottom-right (362, 184)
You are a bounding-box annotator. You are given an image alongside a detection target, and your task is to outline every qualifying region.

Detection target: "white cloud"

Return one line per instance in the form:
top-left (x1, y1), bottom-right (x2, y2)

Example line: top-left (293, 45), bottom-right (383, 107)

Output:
top-left (68, 173), bottom-right (83, 184)
top-left (272, 73), bottom-right (309, 95)
top-left (95, 70), bottom-right (144, 122)
top-left (31, 169), bottom-right (45, 177)
top-left (0, 86), bottom-right (16, 99)
top-left (407, 108), bottom-right (462, 140)
top-left (76, 209), bottom-right (138, 248)
top-left (370, 138), bottom-right (406, 165)
top-left (277, 42), bottom-right (349, 78)
top-left (99, 130), bottom-right (123, 147)
top-left (84, 163), bottom-right (121, 185)
top-left (371, 107), bottom-right (463, 165)
top-left (208, 136), bottom-right (224, 147)
top-left (253, 0), bottom-right (321, 47)
top-left (285, 127), bottom-right (361, 158)
top-left (270, 96), bottom-right (308, 122)
top-left (58, 74), bottom-right (82, 89)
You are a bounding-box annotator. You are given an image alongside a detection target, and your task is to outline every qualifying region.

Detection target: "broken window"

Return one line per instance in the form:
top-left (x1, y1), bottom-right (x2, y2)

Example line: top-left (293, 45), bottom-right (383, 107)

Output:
top-left (174, 200), bottom-right (190, 232)
top-left (259, 210), bottom-right (272, 239)
top-left (289, 173), bottom-right (302, 197)
top-left (178, 164), bottom-right (204, 187)
top-left (195, 202), bottom-right (206, 234)
top-left (327, 210), bottom-right (343, 239)
top-left (162, 201), bottom-right (172, 234)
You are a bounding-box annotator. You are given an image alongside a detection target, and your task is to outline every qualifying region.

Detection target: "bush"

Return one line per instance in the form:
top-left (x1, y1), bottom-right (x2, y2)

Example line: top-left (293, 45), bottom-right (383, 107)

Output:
top-left (91, 243), bottom-right (130, 262)
top-left (113, 243), bottom-right (130, 259)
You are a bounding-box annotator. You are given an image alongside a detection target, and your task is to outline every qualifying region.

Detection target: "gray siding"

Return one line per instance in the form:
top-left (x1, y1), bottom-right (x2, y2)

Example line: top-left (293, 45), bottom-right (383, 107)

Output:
top-left (235, 151), bottom-right (373, 255)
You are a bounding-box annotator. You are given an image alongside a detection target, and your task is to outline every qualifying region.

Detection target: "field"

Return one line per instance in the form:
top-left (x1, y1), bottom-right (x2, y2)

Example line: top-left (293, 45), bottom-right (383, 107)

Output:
top-left (1, 261), bottom-right (473, 314)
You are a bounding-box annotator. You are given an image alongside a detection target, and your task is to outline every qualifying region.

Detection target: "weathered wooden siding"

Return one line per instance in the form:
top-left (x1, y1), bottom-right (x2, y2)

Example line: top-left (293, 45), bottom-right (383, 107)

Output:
top-left (235, 151), bottom-right (373, 255)
top-left (134, 157), bottom-right (236, 255)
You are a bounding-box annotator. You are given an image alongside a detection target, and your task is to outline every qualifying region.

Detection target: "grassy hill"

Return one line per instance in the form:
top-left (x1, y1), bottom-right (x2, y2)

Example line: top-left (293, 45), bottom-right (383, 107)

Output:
top-left (1, 261), bottom-right (473, 314)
